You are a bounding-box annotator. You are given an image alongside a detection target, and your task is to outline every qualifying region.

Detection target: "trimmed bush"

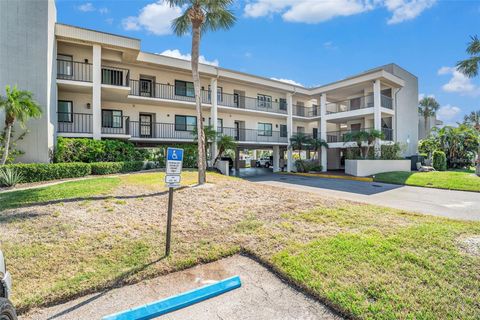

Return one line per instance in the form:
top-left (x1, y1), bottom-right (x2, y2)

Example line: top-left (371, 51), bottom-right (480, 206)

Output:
top-left (433, 150), bottom-right (447, 171)
top-left (1, 163), bottom-right (91, 183)
top-left (90, 161), bottom-right (144, 175)
top-left (54, 137), bottom-right (149, 163)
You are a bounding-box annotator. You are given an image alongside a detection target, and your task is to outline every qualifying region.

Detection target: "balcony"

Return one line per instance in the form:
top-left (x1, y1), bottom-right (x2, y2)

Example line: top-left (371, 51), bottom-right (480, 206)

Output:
top-left (129, 79), bottom-right (288, 115)
top-left (292, 104), bottom-right (320, 117)
top-left (326, 94), bottom-right (393, 114)
top-left (326, 127), bottom-right (393, 143)
top-left (57, 59), bottom-right (92, 82)
top-left (101, 66), bottom-right (130, 87)
top-left (129, 80), bottom-right (211, 104)
top-left (57, 112), bottom-right (93, 133)
top-left (222, 127), bottom-right (288, 144)
top-left (101, 115), bottom-right (130, 135)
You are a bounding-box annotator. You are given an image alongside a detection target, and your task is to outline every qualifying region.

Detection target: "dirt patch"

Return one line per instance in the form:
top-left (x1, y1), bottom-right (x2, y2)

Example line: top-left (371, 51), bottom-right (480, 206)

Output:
top-left (458, 236), bottom-right (480, 256)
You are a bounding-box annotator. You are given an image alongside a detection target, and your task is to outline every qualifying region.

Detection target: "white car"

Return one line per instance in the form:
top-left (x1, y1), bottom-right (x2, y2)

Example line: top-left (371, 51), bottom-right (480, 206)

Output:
top-left (0, 250), bottom-right (16, 320)
top-left (255, 157), bottom-right (272, 168)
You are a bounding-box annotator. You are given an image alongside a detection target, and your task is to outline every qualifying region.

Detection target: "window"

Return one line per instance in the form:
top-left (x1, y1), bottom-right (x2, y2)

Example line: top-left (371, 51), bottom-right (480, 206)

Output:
top-left (280, 124), bottom-right (288, 138)
top-left (175, 115), bottom-right (197, 131)
top-left (57, 54), bottom-right (73, 77)
top-left (208, 85), bottom-right (223, 102)
top-left (350, 123), bottom-right (361, 132)
top-left (208, 118), bottom-right (223, 132)
top-left (139, 79), bottom-right (153, 97)
top-left (296, 126), bottom-right (305, 133)
top-left (257, 94), bottom-right (272, 108)
top-left (175, 80), bottom-right (195, 97)
top-left (313, 128), bottom-right (318, 139)
top-left (102, 109), bottom-right (123, 128)
top-left (279, 98), bottom-right (287, 111)
top-left (258, 123), bottom-right (272, 136)
top-left (350, 97), bottom-right (361, 110)
top-left (58, 100), bottom-right (73, 122)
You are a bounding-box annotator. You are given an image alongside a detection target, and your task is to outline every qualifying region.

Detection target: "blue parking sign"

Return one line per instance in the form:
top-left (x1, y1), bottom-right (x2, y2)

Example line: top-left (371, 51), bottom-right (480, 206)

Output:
top-left (167, 148), bottom-right (184, 162)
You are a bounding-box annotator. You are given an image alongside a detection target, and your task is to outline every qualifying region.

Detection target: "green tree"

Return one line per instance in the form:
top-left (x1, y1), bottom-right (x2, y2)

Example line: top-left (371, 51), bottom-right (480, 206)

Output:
top-left (456, 35), bottom-right (480, 78)
top-left (309, 138), bottom-right (329, 160)
top-left (431, 125), bottom-right (480, 168)
top-left (344, 129), bottom-right (384, 159)
top-left (193, 125), bottom-right (216, 161)
top-left (0, 85), bottom-right (42, 165)
top-left (168, 0), bottom-right (236, 184)
top-left (213, 134), bottom-right (236, 165)
top-left (290, 133), bottom-right (311, 156)
top-left (463, 110), bottom-right (480, 130)
top-left (418, 96), bottom-right (440, 136)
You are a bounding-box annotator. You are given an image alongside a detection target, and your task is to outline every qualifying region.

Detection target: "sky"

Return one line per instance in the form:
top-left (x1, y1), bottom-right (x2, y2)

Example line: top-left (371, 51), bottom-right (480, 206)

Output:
top-left (56, 0), bottom-right (480, 126)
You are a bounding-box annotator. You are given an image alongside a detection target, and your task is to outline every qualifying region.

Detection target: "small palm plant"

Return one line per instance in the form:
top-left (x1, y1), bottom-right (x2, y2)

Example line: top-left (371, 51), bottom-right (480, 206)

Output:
top-left (344, 129), bottom-right (384, 159)
top-left (0, 85), bottom-right (42, 165)
top-left (193, 125), bottom-right (217, 161)
top-left (0, 167), bottom-right (23, 187)
top-left (213, 134), bottom-right (237, 166)
top-left (309, 138), bottom-right (329, 160)
top-left (290, 133), bottom-right (312, 171)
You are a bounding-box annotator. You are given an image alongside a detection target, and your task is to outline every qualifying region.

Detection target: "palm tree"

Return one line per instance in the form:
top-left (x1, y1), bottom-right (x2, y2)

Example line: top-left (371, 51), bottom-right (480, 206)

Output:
top-left (463, 110), bottom-right (480, 130)
top-left (168, 0), bottom-right (236, 184)
top-left (0, 85), bottom-right (42, 165)
top-left (290, 133), bottom-right (311, 157)
top-left (418, 96), bottom-right (440, 136)
top-left (193, 125), bottom-right (216, 162)
top-left (456, 35), bottom-right (480, 78)
top-left (344, 129), bottom-right (384, 159)
top-left (309, 138), bottom-right (329, 160)
top-left (213, 134), bottom-right (236, 165)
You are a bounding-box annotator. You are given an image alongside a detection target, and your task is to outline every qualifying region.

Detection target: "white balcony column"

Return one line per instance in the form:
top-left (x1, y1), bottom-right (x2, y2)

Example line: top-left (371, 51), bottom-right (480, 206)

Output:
top-left (92, 44), bottom-right (102, 140)
top-left (272, 145), bottom-right (280, 172)
top-left (286, 92), bottom-right (294, 172)
top-left (392, 88), bottom-right (399, 142)
top-left (210, 77), bottom-right (218, 161)
top-left (373, 79), bottom-right (382, 157)
top-left (320, 93), bottom-right (327, 172)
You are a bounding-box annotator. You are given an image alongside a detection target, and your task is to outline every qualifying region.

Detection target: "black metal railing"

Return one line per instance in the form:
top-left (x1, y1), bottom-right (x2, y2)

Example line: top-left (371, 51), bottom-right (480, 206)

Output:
top-left (326, 127), bottom-right (394, 143)
top-left (101, 116), bottom-right (130, 135)
top-left (129, 80), bottom-right (211, 104)
top-left (326, 94), bottom-right (393, 114)
top-left (57, 60), bottom-right (93, 82)
top-left (57, 112), bottom-right (93, 133)
top-left (222, 127), bottom-right (288, 143)
top-left (102, 66), bottom-right (130, 87)
top-left (292, 104), bottom-right (320, 117)
top-left (218, 92), bottom-right (287, 114)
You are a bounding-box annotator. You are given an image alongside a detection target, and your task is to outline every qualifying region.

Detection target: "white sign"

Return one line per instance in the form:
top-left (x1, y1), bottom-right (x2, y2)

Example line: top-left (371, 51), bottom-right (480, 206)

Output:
top-left (166, 161), bottom-right (182, 175)
top-left (165, 175), bottom-right (181, 184)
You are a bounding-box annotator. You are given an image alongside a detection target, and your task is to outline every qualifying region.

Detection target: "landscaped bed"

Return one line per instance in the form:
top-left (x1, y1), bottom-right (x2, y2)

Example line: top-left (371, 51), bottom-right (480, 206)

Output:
top-left (1, 171), bottom-right (479, 319)
top-left (374, 168), bottom-right (480, 192)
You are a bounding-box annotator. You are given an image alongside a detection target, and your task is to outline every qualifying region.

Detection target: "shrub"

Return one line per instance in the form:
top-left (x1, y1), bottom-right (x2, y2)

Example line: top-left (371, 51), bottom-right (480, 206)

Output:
top-left (380, 143), bottom-right (402, 160)
top-left (433, 150), bottom-right (447, 171)
top-left (0, 167), bottom-right (23, 187)
top-left (295, 160), bottom-right (322, 172)
top-left (1, 163), bottom-right (91, 183)
top-left (54, 137), bottom-right (149, 163)
top-left (155, 144), bottom-right (198, 168)
top-left (90, 161), bottom-right (144, 175)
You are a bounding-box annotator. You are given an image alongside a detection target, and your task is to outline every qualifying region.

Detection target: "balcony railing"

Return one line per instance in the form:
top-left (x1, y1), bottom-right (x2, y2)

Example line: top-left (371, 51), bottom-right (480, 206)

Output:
top-left (217, 92), bottom-right (288, 115)
top-left (222, 127), bottom-right (288, 143)
top-left (292, 104), bottom-right (320, 117)
top-left (57, 112), bottom-right (93, 133)
top-left (129, 80), bottom-right (211, 104)
top-left (326, 127), bottom-right (393, 143)
top-left (102, 66), bottom-right (130, 87)
top-left (57, 60), bottom-right (93, 82)
top-left (326, 94), bottom-right (393, 114)
top-left (101, 116), bottom-right (130, 135)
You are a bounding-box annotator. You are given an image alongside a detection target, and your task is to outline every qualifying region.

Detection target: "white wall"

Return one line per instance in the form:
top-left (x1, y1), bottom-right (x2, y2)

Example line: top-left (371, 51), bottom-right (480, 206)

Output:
top-left (345, 159), bottom-right (411, 176)
top-left (0, 0), bottom-right (57, 163)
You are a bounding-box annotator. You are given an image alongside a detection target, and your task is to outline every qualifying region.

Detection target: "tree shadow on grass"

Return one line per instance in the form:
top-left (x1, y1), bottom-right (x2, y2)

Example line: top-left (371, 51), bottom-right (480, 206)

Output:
top-left (45, 254), bottom-right (168, 320)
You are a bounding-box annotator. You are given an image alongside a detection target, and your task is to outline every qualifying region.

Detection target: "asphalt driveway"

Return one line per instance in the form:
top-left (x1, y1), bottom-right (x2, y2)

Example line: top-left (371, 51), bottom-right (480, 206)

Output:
top-left (247, 173), bottom-right (480, 221)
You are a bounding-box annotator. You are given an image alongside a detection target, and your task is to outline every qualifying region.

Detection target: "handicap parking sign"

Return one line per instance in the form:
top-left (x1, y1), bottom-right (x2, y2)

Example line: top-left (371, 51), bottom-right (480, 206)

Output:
top-left (167, 148), bottom-right (184, 162)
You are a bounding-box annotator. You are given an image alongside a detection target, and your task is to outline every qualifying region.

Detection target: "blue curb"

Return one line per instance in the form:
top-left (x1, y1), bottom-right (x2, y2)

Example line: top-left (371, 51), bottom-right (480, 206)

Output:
top-left (102, 275), bottom-right (241, 320)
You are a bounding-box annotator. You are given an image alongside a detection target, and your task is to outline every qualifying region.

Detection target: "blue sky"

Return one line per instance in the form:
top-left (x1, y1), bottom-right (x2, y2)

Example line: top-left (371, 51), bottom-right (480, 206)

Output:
top-left (56, 0), bottom-right (480, 125)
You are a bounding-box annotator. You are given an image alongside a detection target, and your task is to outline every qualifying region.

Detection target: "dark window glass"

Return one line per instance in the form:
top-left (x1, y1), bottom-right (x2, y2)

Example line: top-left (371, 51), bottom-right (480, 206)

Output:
top-left (58, 100), bottom-right (73, 122)
top-left (279, 98), bottom-right (287, 110)
top-left (280, 124), bottom-right (288, 138)
top-left (313, 128), bottom-right (318, 139)
top-left (175, 115), bottom-right (197, 131)
top-left (258, 123), bottom-right (272, 136)
top-left (102, 110), bottom-right (123, 128)
top-left (175, 80), bottom-right (195, 97)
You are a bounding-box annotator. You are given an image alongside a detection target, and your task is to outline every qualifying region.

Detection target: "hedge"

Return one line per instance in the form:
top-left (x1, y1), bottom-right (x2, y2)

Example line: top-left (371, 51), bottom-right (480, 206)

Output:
top-left (90, 161), bottom-right (144, 175)
top-left (433, 150), bottom-right (447, 171)
top-left (1, 163), bottom-right (91, 183)
top-left (54, 137), bottom-right (149, 163)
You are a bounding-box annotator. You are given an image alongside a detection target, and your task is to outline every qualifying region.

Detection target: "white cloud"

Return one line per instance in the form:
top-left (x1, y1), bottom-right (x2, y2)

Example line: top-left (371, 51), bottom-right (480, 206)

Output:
top-left (323, 41), bottom-right (338, 50)
top-left (244, 0), bottom-right (436, 24)
top-left (270, 77), bottom-right (303, 86)
top-left (77, 2), bottom-right (109, 14)
top-left (122, 2), bottom-right (183, 35)
top-left (159, 49), bottom-right (219, 66)
top-left (438, 66), bottom-right (479, 96)
top-left (437, 104), bottom-right (462, 125)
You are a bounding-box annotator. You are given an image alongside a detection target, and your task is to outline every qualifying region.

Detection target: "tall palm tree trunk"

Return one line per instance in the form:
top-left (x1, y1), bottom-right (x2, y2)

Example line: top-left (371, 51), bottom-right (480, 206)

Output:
top-left (1, 124), bottom-right (12, 165)
top-left (424, 114), bottom-right (429, 136)
top-left (191, 23), bottom-right (206, 184)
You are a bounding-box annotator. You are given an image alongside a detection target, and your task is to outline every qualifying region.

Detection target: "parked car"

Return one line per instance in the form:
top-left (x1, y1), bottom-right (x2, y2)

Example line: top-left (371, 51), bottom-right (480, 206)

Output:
top-left (256, 156), bottom-right (272, 168)
top-left (0, 250), bottom-right (16, 319)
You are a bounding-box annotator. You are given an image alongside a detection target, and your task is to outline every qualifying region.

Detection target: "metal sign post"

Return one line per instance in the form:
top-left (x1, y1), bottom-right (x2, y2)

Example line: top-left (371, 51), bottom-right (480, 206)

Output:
top-left (165, 147), bottom-right (184, 256)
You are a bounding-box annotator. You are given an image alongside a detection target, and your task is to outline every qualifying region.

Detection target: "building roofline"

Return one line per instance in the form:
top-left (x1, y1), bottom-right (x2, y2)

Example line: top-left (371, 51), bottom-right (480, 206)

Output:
top-left (56, 23), bottom-right (141, 41)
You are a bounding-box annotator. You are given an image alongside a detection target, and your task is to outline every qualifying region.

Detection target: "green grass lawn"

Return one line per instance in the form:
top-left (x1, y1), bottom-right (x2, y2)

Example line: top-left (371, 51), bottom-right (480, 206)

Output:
top-left (374, 168), bottom-right (480, 192)
top-left (1, 172), bottom-right (479, 319)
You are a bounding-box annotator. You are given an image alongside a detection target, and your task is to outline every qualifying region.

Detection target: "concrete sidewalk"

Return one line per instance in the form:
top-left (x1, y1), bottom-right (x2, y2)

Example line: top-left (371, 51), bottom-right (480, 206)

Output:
top-left (247, 173), bottom-right (480, 221)
top-left (20, 255), bottom-right (340, 320)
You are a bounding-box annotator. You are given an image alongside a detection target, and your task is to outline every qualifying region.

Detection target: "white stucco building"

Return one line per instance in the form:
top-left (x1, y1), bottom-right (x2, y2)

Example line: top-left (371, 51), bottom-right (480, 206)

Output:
top-left (0, 0), bottom-right (419, 172)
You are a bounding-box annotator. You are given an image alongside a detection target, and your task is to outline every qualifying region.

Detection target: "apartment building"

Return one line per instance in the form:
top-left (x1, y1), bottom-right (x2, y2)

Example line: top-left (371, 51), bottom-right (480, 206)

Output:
top-left (0, 0), bottom-right (419, 173)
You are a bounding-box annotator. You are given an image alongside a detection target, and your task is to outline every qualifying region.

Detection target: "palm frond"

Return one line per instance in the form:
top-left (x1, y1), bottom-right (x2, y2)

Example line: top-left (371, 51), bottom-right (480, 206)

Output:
top-left (456, 56), bottom-right (480, 78)
top-left (466, 35), bottom-right (480, 55)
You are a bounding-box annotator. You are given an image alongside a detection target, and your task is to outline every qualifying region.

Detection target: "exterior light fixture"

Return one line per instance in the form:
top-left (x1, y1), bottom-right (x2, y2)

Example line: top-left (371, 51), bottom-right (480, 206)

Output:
top-left (86, 103), bottom-right (91, 109)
